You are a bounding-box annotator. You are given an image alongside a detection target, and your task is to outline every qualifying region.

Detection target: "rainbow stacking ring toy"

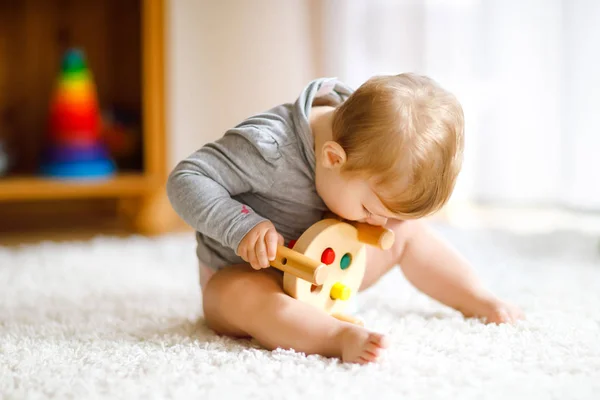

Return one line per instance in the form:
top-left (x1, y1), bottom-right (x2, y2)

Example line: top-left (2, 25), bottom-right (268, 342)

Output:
top-left (41, 49), bottom-right (115, 179)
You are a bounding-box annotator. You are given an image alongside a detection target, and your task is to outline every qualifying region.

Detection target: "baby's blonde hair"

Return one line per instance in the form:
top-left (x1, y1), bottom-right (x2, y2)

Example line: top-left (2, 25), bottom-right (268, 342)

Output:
top-left (332, 73), bottom-right (464, 218)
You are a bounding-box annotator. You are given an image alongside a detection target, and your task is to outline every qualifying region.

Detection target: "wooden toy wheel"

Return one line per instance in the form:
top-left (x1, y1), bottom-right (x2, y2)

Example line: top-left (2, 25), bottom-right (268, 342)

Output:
top-left (282, 219), bottom-right (367, 315)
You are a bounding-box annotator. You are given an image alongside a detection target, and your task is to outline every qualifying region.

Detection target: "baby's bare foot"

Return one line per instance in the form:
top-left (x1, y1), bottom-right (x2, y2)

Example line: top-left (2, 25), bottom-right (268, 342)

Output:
top-left (462, 296), bottom-right (525, 325)
top-left (340, 326), bottom-right (389, 364)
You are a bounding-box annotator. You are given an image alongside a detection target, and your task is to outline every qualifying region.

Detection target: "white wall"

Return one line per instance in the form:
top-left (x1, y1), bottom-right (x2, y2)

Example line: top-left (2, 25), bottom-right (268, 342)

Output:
top-left (167, 0), bottom-right (320, 169)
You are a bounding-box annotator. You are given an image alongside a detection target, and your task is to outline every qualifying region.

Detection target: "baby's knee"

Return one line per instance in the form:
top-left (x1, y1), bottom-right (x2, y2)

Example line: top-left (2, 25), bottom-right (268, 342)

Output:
top-left (204, 266), bottom-right (253, 307)
top-left (385, 219), bottom-right (424, 258)
top-left (386, 219), bottom-right (424, 238)
top-left (203, 266), bottom-right (281, 315)
top-left (202, 266), bottom-right (283, 335)
top-left (202, 266), bottom-right (253, 334)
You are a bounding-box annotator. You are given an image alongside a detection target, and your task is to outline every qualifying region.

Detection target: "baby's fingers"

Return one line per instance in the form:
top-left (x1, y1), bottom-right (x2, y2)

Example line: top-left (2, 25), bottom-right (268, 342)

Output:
top-left (246, 246), bottom-right (260, 270)
top-left (265, 229), bottom-right (280, 262)
top-left (237, 244), bottom-right (248, 263)
top-left (254, 234), bottom-right (270, 269)
top-left (244, 235), bottom-right (262, 270)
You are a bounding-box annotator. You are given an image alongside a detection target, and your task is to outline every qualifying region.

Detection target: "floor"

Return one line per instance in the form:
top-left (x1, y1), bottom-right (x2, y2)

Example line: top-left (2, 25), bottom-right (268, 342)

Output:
top-left (0, 214), bottom-right (599, 398)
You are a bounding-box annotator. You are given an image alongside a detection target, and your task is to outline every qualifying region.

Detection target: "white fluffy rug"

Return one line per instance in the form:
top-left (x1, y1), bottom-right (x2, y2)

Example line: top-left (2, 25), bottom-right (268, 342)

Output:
top-left (1, 225), bottom-right (599, 399)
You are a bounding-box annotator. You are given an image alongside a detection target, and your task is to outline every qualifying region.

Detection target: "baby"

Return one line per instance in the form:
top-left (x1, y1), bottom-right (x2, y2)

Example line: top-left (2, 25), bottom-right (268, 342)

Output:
top-left (167, 73), bottom-right (524, 364)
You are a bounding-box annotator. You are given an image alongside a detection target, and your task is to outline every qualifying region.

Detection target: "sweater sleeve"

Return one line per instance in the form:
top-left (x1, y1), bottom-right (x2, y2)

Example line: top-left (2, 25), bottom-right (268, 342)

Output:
top-left (166, 127), bottom-right (279, 253)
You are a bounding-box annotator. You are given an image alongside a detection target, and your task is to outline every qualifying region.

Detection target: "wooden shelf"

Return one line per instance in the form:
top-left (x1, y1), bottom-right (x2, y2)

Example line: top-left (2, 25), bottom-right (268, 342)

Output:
top-left (0, 173), bottom-right (156, 202)
top-left (0, 0), bottom-right (174, 235)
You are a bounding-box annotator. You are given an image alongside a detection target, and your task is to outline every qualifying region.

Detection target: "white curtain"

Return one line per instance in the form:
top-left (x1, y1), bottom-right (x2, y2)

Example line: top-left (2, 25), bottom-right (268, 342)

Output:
top-left (321, 0), bottom-right (600, 211)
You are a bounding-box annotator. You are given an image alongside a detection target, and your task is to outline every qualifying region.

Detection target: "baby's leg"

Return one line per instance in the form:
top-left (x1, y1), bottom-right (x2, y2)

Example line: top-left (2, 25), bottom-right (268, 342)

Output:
top-left (360, 219), bottom-right (413, 290)
top-left (202, 264), bottom-right (388, 363)
top-left (359, 220), bottom-right (516, 323)
top-left (199, 263), bottom-right (216, 290)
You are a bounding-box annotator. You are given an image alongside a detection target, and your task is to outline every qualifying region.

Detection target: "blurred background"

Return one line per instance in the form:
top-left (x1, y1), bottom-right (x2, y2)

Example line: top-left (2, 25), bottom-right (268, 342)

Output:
top-left (170, 0), bottom-right (600, 234)
top-left (1, 0), bottom-right (600, 244)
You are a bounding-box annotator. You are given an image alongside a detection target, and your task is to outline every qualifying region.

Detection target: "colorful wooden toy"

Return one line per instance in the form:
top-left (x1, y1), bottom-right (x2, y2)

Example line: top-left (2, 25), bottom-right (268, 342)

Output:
top-left (41, 49), bottom-right (115, 178)
top-left (270, 218), bottom-right (394, 326)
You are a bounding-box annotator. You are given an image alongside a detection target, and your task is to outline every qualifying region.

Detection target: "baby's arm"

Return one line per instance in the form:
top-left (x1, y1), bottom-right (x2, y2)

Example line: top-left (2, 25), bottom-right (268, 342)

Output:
top-left (167, 132), bottom-right (274, 253)
top-left (399, 221), bottom-right (523, 324)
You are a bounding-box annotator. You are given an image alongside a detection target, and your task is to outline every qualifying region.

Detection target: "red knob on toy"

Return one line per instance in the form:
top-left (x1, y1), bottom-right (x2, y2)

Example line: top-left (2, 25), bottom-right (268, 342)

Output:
top-left (321, 248), bottom-right (335, 265)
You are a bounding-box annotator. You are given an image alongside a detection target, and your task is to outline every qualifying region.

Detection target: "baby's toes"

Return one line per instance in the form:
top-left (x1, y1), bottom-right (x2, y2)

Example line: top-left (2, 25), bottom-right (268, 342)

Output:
top-left (363, 343), bottom-right (383, 360)
top-left (511, 305), bottom-right (526, 321)
top-left (369, 332), bottom-right (389, 349)
top-left (487, 307), bottom-right (511, 324)
top-left (341, 328), bottom-right (388, 364)
top-left (356, 356), bottom-right (371, 365)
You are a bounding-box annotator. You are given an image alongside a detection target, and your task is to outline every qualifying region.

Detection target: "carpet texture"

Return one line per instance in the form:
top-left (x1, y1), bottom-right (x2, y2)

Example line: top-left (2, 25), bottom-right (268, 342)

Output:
top-left (1, 226), bottom-right (599, 399)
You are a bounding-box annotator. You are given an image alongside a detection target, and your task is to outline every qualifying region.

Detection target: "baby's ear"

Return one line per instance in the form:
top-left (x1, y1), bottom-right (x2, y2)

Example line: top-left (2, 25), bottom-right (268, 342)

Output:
top-left (322, 141), bottom-right (347, 168)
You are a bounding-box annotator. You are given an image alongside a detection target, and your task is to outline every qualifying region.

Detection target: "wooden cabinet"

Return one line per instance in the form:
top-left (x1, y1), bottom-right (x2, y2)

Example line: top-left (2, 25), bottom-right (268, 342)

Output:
top-left (0, 0), bottom-right (173, 234)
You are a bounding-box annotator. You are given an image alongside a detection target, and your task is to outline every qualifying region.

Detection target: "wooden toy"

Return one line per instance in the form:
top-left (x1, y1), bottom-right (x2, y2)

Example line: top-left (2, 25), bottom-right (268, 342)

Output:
top-left (270, 218), bottom-right (394, 326)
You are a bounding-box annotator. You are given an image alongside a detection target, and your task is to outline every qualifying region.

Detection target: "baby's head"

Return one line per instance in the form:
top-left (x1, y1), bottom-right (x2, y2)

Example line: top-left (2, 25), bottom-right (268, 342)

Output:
top-left (316, 73), bottom-right (464, 225)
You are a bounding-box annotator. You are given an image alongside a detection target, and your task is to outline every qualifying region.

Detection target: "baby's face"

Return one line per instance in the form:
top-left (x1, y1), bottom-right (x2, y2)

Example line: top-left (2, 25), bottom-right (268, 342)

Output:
top-left (316, 168), bottom-right (394, 226)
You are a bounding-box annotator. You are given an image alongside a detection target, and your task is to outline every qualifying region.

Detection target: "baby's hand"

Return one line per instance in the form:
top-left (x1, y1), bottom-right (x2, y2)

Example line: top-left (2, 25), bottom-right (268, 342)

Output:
top-left (480, 298), bottom-right (525, 325)
top-left (237, 220), bottom-right (284, 270)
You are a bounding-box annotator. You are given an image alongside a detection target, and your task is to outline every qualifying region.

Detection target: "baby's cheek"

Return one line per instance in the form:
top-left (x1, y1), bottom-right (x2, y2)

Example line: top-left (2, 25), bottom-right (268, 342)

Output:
top-left (321, 187), bottom-right (362, 220)
top-left (333, 204), bottom-right (363, 222)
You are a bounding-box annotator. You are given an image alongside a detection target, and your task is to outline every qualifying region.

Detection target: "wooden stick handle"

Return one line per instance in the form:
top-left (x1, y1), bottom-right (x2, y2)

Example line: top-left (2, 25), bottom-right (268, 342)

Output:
top-left (350, 222), bottom-right (395, 250)
top-left (270, 245), bottom-right (328, 285)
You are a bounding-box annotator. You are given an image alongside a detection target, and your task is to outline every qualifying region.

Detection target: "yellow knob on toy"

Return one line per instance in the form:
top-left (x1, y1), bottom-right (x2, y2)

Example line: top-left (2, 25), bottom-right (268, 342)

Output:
top-left (330, 282), bottom-right (351, 301)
